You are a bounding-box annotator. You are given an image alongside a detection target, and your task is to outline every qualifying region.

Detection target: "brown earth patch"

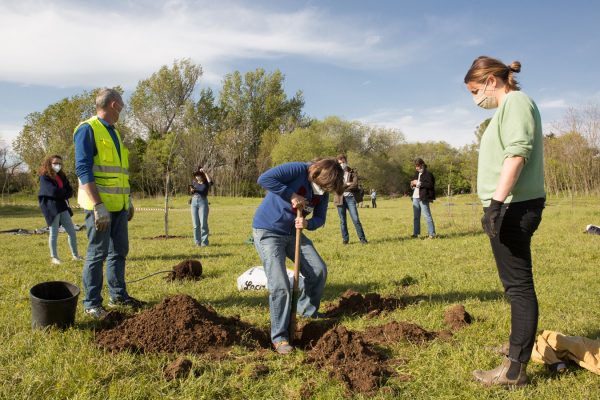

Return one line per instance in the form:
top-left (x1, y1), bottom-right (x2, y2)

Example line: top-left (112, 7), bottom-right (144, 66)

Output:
top-left (163, 357), bottom-right (193, 381)
top-left (362, 321), bottom-right (439, 345)
top-left (95, 294), bottom-right (269, 355)
top-left (322, 289), bottom-right (407, 318)
top-left (305, 325), bottom-right (395, 394)
top-left (293, 318), bottom-right (338, 349)
top-left (166, 259), bottom-right (203, 281)
top-left (145, 235), bottom-right (187, 240)
top-left (443, 304), bottom-right (472, 331)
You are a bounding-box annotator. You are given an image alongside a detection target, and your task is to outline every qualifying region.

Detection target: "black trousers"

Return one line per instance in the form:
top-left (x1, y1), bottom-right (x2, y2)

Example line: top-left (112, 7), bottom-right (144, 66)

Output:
top-left (488, 197), bottom-right (545, 363)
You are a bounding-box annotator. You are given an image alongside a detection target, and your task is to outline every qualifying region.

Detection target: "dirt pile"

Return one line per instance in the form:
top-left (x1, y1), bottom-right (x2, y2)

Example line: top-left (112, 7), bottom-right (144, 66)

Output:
top-left (95, 294), bottom-right (269, 355)
top-left (293, 319), bottom-right (337, 349)
top-left (363, 321), bottom-right (439, 345)
top-left (323, 289), bottom-right (407, 318)
top-left (444, 304), bottom-right (472, 331)
top-left (163, 357), bottom-right (193, 380)
top-left (166, 259), bottom-right (203, 281)
top-left (306, 325), bottom-right (394, 394)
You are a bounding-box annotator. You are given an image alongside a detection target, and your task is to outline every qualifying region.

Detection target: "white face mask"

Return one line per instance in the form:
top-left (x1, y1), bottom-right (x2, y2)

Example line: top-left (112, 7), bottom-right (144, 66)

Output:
top-left (340, 162), bottom-right (348, 170)
top-left (473, 81), bottom-right (498, 109)
top-left (311, 181), bottom-right (325, 195)
top-left (51, 163), bottom-right (62, 173)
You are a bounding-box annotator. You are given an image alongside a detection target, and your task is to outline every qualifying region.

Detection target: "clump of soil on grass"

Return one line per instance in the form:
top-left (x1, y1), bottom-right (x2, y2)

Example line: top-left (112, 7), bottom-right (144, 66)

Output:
top-left (95, 294), bottom-right (269, 355)
top-left (145, 235), bottom-right (187, 240)
top-left (166, 259), bottom-right (203, 281)
top-left (443, 304), bottom-right (472, 331)
top-left (306, 325), bottom-right (394, 394)
top-left (362, 321), bottom-right (438, 345)
top-left (322, 289), bottom-right (407, 318)
top-left (163, 357), bottom-right (193, 381)
top-left (293, 319), bottom-right (338, 349)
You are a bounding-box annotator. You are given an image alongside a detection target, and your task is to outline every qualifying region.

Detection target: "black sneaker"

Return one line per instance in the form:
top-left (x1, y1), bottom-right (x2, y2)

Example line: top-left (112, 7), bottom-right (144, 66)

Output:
top-left (342, 240), bottom-right (349, 245)
top-left (360, 239), bottom-right (368, 244)
top-left (108, 296), bottom-right (147, 309)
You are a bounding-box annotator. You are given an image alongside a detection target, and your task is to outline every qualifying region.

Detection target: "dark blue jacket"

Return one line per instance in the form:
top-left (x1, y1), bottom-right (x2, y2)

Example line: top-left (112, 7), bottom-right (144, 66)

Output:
top-left (252, 162), bottom-right (329, 235)
top-left (38, 175), bottom-right (74, 226)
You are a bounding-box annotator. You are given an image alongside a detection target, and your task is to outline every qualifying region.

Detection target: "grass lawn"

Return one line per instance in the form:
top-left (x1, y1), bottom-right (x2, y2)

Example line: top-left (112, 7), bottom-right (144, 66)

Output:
top-left (0, 194), bottom-right (598, 399)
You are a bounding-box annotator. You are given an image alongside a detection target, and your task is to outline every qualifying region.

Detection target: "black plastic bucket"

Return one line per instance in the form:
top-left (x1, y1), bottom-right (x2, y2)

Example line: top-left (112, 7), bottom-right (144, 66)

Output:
top-left (30, 281), bottom-right (80, 329)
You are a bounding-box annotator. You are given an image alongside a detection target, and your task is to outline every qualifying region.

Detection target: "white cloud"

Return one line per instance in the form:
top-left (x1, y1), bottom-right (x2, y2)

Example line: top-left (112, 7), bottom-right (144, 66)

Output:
top-left (538, 98), bottom-right (568, 109)
top-left (0, 0), bottom-right (422, 88)
top-left (357, 104), bottom-right (486, 147)
top-left (0, 124), bottom-right (22, 146)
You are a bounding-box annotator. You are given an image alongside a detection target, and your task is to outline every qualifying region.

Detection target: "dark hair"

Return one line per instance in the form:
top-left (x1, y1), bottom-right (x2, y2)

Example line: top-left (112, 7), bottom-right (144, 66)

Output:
top-left (193, 170), bottom-right (207, 182)
top-left (308, 158), bottom-right (345, 195)
top-left (38, 155), bottom-right (66, 179)
top-left (414, 158), bottom-right (426, 168)
top-left (464, 56), bottom-right (521, 91)
top-left (336, 154), bottom-right (347, 163)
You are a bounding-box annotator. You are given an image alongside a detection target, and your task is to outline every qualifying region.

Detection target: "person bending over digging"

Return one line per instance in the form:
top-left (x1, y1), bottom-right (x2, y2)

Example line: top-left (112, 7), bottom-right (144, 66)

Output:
top-left (465, 56), bottom-right (545, 387)
top-left (252, 159), bottom-right (344, 354)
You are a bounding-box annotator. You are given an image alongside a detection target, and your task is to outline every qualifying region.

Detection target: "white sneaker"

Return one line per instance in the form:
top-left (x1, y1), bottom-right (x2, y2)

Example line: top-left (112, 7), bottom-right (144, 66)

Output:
top-left (72, 255), bottom-right (84, 261)
top-left (51, 257), bottom-right (62, 265)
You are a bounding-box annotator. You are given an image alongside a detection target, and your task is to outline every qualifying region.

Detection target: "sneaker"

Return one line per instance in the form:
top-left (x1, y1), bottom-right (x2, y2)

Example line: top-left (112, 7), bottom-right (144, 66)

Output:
top-left (411, 234), bottom-right (419, 238)
top-left (360, 239), bottom-right (368, 244)
top-left (428, 235), bottom-right (436, 239)
top-left (342, 240), bottom-right (349, 245)
top-left (85, 306), bottom-right (108, 320)
top-left (108, 296), bottom-right (147, 309)
top-left (273, 340), bottom-right (293, 355)
top-left (51, 257), bottom-right (62, 265)
top-left (72, 255), bottom-right (84, 261)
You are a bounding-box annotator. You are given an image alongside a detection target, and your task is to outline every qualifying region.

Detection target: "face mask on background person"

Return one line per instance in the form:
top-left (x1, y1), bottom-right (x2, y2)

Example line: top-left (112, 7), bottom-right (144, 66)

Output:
top-left (473, 80), bottom-right (498, 109)
top-left (340, 162), bottom-right (348, 170)
top-left (51, 163), bottom-right (62, 173)
top-left (311, 181), bottom-right (325, 195)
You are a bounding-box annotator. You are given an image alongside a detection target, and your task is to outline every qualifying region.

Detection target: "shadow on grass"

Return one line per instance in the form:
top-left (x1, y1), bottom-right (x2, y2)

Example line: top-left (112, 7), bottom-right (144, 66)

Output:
top-left (366, 230), bottom-right (483, 245)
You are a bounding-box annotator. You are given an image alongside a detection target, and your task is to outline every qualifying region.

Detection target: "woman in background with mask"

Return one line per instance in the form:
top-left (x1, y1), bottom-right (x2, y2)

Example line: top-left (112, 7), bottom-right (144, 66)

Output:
top-left (465, 56), bottom-right (545, 387)
top-left (410, 158), bottom-right (436, 238)
top-left (189, 168), bottom-right (213, 246)
top-left (38, 155), bottom-right (82, 265)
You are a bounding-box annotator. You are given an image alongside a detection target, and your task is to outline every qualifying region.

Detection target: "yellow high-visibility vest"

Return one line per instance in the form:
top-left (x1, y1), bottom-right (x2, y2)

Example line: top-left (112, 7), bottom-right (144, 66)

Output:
top-left (74, 116), bottom-right (130, 211)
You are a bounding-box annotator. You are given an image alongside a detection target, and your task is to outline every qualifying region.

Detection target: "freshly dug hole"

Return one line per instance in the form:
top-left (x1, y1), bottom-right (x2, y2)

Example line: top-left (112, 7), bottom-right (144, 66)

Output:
top-left (166, 259), bottom-right (203, 281)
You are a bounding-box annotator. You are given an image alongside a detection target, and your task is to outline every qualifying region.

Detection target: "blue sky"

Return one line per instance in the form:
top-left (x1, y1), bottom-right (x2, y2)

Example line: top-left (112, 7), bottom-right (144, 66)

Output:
top-left (1, 0), bottom-right (599, 148)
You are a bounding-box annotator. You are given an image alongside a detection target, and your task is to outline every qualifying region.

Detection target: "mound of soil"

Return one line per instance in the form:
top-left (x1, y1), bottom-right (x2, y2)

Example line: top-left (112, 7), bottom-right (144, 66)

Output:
top-left (164, 357), bottom-right (193, 381)
top-left (306, 325), bottom-right (394, 394)
top-left (145, 235), bottom-right (187, 240)
top-left (322, 289), bottom-right (407, 318)
top-left (363, 321), bottom-right (438, 345)
top-left (293, 319), bottom-right (337, 349)
top-left (166, 259), bottom-right (203, 281)
top-left (444, 304), bottom-right (472, 331)
top-left (95, 294), bottom-right (269, 355)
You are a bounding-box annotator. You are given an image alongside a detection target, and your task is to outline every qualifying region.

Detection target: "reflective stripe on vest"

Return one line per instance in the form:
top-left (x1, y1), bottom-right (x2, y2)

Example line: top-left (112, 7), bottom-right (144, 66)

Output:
top-left (73, 116), bottom-right (130, 211)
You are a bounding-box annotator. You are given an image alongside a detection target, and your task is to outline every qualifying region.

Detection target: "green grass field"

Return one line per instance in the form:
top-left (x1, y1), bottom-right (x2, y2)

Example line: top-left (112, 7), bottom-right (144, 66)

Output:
top-left (0, 194), bottom-right (598, 399)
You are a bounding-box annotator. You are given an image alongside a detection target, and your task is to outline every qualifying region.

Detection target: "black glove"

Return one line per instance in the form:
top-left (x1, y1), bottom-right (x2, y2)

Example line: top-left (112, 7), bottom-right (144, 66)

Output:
top-left (481, 199), bottom-right (503, 239)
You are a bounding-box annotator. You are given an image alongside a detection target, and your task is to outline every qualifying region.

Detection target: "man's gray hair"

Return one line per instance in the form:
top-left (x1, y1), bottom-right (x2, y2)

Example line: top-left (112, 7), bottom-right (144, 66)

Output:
top-left (96, 88), bottom-right (122, 109)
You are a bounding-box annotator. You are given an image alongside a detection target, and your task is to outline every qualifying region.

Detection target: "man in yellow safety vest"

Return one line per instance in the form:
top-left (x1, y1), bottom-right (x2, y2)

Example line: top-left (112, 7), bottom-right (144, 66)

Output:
top-left (74, 88), bottom-right (145, 319)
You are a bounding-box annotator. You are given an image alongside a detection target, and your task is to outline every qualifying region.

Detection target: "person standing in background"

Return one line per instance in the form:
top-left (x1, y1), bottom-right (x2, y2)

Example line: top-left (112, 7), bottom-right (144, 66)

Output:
top-left (370, 188), bottom-right (377, 208)
top-left (74, 88), bottom-right (145, 319)
top-left (38, 154), bottom-right (83, 265)
top-left (410, 158), bottom-right (436, 239)
top-left (334, 154), bottom-right (368, 244)
top-left (189, 168), bottom-right (213, 247)
top-left (465, 56), bottom-right (545, 387)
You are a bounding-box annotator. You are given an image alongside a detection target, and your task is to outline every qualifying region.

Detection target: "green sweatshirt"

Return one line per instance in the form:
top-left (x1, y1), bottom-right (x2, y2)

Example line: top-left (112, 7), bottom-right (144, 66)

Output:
top-left (477, 91), bottom-right (545, 206)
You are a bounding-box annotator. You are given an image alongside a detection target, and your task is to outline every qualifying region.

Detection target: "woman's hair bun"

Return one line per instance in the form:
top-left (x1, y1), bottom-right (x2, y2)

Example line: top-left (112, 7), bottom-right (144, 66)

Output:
top-left (508, 61), bottom-right (521, 73)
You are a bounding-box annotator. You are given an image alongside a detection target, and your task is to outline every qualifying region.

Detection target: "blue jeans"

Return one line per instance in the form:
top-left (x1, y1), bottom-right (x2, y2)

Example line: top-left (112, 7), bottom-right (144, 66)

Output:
top-left (82, 210), bottom-right (129, 309)
top-left (191, 196), bottom-right (209, 246)
top-left (337, 195), bottom-right (366, 242)
top-left (412, 198), bottom-right (436, 236)
top-left (48, 210), bottom-right (79, 258)
top-left (252, 228), bottom-right (327, 344)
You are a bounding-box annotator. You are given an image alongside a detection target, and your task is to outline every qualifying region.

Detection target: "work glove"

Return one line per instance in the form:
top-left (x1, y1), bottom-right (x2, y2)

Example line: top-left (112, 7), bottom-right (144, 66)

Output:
top-left (93, 202), bottom-right (110, 231)
top-left (127, 197), bottom-right (135, 222)
top-left (481, 199), bottom-right (503, 239)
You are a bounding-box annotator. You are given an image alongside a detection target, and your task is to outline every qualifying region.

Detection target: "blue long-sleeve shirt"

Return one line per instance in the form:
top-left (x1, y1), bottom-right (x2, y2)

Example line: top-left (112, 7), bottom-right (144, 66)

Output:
top-left (73, 117), bottom-right (121, 184)
top-left (252, 162), bottom-right (329, 235)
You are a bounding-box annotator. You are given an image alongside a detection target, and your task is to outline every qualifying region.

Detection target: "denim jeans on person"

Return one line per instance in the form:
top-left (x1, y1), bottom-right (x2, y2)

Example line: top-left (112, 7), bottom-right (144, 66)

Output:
top-left (488, 197), bottom-right (544, 363)
top-left (412, 198), bottom-right (436, 236)
top-left (191, 195), bottom-right (209, 246)
top-left (82, 210), bottom-right (129, 309)
top-left (337, 195), bottom-right (367, 242)
top-left (252, 228), bottom-right (327, 344)
top-left (49, 210), bottom-right (79, 258)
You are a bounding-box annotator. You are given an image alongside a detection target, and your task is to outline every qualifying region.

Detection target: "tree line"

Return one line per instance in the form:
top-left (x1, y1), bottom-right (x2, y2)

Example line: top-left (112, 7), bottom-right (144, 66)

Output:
top-left (5, 59), bottom-right (600, 199)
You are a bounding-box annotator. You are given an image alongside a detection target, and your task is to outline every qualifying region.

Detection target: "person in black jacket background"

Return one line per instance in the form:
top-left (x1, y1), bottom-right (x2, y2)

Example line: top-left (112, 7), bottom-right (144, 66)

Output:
top-left (38, 155), bottom-right (83, 264)
top-left (410, 158), bottom-right (436, 238)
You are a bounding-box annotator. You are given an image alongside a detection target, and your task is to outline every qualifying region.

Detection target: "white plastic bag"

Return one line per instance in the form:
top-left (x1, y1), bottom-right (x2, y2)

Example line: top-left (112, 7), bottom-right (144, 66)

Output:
top-left (236, 266), bottom-right (302, 291)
